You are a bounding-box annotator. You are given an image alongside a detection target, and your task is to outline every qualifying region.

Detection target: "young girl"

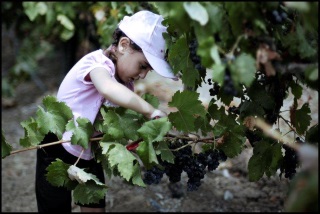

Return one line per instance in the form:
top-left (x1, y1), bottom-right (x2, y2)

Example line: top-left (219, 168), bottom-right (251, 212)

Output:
top-left (35, 10), bottom-right (177, 212)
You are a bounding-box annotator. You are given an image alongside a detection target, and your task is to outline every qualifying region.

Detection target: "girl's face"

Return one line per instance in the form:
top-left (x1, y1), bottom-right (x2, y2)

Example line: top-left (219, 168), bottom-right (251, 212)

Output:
top-left (115, 37), bottom-right (153, 84)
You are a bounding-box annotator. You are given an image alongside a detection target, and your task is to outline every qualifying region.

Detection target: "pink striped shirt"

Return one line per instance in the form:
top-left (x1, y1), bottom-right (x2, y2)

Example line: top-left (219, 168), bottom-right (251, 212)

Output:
top-left (57, 49), bottom-right (134, 160)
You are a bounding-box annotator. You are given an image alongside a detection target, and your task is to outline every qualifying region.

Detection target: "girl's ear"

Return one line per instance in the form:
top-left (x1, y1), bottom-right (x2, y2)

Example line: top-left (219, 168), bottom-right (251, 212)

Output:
top-left (118, 37), bottom-right (130, 53)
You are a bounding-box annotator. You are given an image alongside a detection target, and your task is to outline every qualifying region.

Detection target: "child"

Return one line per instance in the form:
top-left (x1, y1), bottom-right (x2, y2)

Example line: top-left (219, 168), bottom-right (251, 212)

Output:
top-left (35, 10), bottom-right (178, 212)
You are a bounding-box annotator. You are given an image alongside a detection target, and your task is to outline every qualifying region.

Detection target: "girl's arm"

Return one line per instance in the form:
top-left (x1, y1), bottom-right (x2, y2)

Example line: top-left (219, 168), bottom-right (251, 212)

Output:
top-left (89, 67), bottom-right (166, 119)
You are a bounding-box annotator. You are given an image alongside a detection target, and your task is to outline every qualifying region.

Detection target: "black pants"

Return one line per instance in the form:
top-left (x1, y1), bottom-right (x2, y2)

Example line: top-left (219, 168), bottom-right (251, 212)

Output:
top-left (35, 132), bottom-right (105, 212)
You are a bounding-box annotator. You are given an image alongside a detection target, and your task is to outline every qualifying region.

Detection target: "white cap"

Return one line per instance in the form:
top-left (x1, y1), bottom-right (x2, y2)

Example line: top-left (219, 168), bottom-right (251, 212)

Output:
top-left (118, 10), bottom-right (178, 81)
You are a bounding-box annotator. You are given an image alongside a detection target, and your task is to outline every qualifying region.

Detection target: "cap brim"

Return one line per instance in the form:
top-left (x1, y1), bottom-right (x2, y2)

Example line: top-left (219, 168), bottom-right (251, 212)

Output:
top-left (143, 51), bottom-right (179, 81)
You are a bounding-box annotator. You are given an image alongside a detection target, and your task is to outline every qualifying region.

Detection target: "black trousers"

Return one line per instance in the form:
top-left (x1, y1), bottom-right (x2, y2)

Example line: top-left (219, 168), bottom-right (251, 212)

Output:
top-left (35, 132), bottom-right (105, 212)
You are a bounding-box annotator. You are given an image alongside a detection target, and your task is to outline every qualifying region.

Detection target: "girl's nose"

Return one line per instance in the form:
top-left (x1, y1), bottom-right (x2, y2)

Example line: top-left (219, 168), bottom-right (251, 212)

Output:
top-left (139, 70), bottom-right (149, 79)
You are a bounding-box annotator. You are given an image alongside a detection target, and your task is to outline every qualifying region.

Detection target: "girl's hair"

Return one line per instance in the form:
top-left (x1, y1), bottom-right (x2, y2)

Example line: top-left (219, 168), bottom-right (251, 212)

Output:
top-left (106, 27), bottom-right (142, 64)
top-left (112, 28), bottom-right (142, 52)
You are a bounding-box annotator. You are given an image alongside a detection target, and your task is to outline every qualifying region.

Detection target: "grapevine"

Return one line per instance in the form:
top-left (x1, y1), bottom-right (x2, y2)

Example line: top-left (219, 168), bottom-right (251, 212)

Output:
top-left (1, 2), bottom-right (318, 212)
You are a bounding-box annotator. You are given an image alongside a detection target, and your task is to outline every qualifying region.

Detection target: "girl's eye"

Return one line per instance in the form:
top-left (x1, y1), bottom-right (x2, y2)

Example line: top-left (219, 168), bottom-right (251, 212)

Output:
top-left (140, 65), bottom-right (148, 70)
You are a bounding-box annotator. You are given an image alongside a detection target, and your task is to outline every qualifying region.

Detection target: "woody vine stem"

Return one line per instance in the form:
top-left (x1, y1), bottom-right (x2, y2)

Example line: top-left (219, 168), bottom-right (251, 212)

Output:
top-left (8, 117), bottom-right (299, 156)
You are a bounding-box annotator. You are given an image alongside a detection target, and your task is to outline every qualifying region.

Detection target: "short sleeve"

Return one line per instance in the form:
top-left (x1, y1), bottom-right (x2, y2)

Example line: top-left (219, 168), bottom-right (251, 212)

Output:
top-left (75, 49), bottom-right (116, 84)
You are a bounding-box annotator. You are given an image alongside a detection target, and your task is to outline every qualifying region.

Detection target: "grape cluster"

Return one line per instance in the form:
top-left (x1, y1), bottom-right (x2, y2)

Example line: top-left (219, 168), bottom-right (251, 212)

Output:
top-left (245, 130), bottom-right (262, 147)
top-left (280, 144), bottom-right (299, 180)
top-left (205, 149), bottom-right (227, 171)
top-left (189, 39), bottom-right (206, 74)
top-left (143, 140), bottom-right (228, 191)
top-left (143, 166), bottom-right (165, 185)
top-left (208, 78), bottom-right (221, 96)
top-left (271, 9), bottom-right (288, 24)
top-left (223, 69), bottom-right (238, 96)
top-left (228, 106), bottom-right (240, 115)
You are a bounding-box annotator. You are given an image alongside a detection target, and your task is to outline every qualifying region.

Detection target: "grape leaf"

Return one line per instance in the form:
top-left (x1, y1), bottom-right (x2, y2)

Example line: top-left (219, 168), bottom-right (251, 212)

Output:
top-left (2, 129), bottom-right (12, 158)
top-left (194, 115), bottom-right (212, 136)
top-left (289, 81), bottom-right (303, 99)
top-left (169, 36), bottom-right (199, 88)
top-left (46, 158), bottom-right (72, 187)
top-left (293, 103), bottom-right (311, 135)
top-left (168, 90), bottom-right (207, 132)
top-left (229, 53), bottom-right (256, 87)
top-left (65, 117), bottom-right (94, 149)
top-left (136, 140), bottom-right (158, 169)
top-left (137, 117), bottom-right (171, 143)
top-left (183, 2), bottom-right (208, 26)
top-left (73, 180), bottom-right (107, 205)
top-left (247, 81), bottom-right (276, 111)
top-left (305, 124), bottom-right (318, 144)
top-left (100, 107), bottom-right (141, 141)
top-left (20, 117), bottom-right (45, 147)
top-left (100, 109), bottom-right (124, 140)
top-left (100, 142), bottom-right (139, 182)
top-left (218, 129), bottom-right (245, 158)
top-left (67, 165), bottom-right (105, 185)
top-left (248, 140), bottom-right (283, 181)
top-left (156, 141), bottom-right (175, 164)
top-left (239, 100), bottom-right (265, 119)
top-left (36, 95), bottom-right (73, 138)
top-left (130, 162), bottom-right (146, 187)
top-left (141, 93), bottom-right (160, 108)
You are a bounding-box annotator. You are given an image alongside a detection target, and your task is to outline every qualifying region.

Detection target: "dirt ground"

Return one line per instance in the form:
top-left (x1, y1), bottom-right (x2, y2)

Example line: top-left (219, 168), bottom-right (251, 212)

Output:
top-left (1, 38), bottom-right (318, 212)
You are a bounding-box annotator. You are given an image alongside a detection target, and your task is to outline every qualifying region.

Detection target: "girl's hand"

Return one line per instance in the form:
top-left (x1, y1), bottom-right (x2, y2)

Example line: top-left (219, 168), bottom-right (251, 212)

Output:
top-left (150, 109), bottom-right (167, 119)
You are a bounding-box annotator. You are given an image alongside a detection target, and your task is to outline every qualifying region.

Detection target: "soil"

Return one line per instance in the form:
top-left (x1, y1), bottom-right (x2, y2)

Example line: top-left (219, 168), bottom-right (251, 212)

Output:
top-left (1, 36), bottom-right (318, 213)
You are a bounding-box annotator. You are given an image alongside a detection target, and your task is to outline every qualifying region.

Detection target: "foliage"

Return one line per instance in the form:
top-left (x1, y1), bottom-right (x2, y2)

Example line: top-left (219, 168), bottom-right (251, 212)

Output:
top-left (1, 1), bottom-right (318, 211)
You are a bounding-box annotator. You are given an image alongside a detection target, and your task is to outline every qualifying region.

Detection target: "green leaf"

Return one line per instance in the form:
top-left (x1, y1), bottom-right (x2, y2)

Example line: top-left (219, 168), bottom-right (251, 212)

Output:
top-left (305, 67), bottom-right (318, 81)
top-left (141, 93), bottom-right (160, 108)
top-left (169, 36), bottom-right (199, 88)
top-left (57, 14), bottom-right (74, 31)
top-left (229, 53), bottom-right (256, 87)
top-left (239, 100), bottom-right (265, 119)
top-left (294, 103), bottom-right (311, 135)
top-left (248, 141), bottom-right (283, 181)
top-left (305, 124), bottom-right (318, 144)
top-left (137, 117), bottom-right (171, 143)
top-left (183, 2), bottom-right (208, 26)
top-left (130, 162), bottom-right (146, 187)
top-left (218, 131), bottom-right (245, 158)
top-left (66, 117), bottom-right (94, 149)
top-left (36, 96), bottom-right (73, 139)
top-left (212, 64), bottom-right (226, 85)
top-left (156, 141), bottom-right (175, 164)
top-left (23, 2), bottom-right (46, 21)
top-left (168, 90), bottom-right (207, 132)
top-left (73, 180), bottom-right (108, 205)
top-left (100, 109), bottom-right (124, 140)
top-left (20, 117), bottom-right (45, 147)
top-left (68, 165), bottom-right (106, 185)
top-left (282, 24), bottom-right (317, 59)
top-left (46, 158), bottom-right (71, 187)
top-left (289, 81), bottom-right (303, 99)
top-left (247, 81), bottom-right (275, 110)
top-left (60, 28), bottom-right (74, 41)
top-left (100, 143), bottom-right (138, 182)
top-left (194, 115), bottom-right (212, 136)
top-left (2, 130), bottom-right (12, 159)
top-left (136, 141), bottom-right (158, 169)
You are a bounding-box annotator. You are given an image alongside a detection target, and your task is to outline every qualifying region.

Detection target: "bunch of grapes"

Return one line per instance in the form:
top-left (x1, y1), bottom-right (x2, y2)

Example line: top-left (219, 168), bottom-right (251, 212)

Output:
top-left (208, 78), bottom-right (221, 97)
top-left (280, 144), bottom-right (299, 180)
top-left (223, 69), bottom-right (238, 96)
top-left (189, 39), bottom-right (206, 74)
top-left (228, 106), bottom-right (240, 115)
top-left (245, 129), bottom-right (262, 147)
top-left (143, 166), bottom-right (165, 185)
top-left (143, 140), bottom-right (228, 191)
top-left (270, 9), bottom-right (288, 24)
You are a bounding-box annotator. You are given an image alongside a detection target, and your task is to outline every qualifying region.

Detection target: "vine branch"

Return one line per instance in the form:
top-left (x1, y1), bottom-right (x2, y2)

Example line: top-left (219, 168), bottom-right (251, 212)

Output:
top-left (8, 133), bottom-right (219, 156)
